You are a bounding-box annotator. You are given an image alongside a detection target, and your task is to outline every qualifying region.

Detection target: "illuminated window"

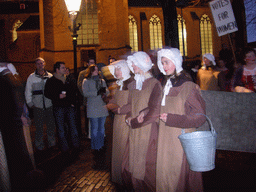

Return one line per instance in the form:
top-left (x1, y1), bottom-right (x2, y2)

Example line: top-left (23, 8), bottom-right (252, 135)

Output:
top-left (12, 20), bottom-right (23, 42)
top-left (200, 14), bottom-right (213, 55)
top-left (76, 0), bottom-right (99, 45)
top-left (149, 14), bottom-right (163, 50)
top-left (128, 15), bottom-right (138, 53)
top-left (177, 14), bottom-right (187, 56)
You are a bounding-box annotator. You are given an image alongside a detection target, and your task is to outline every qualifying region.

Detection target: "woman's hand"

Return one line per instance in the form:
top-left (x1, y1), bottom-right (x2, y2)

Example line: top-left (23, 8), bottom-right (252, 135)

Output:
top-left (137, 111), bottom-right (145, 123)
top-left (160, 113), bottom-right (167, 123)
top-left (21, 115), bottom-right (30, 126)
top-left (126, 117), bottom-right (132, 126)
top-left (235, 86), bottom-right (253, 93)
top-left (107, 103), bottom-right (119, 111)
top-left (59, 93), bottom-right (66, 99)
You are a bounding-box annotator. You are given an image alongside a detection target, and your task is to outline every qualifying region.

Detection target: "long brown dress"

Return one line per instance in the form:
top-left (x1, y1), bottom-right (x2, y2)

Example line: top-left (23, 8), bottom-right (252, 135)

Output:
top-left (108, 78), bottom-right (133, 185)
top-left (156, 81), bottom-right (206, 192)
top-left (120, 77), bottom-right (162, 192)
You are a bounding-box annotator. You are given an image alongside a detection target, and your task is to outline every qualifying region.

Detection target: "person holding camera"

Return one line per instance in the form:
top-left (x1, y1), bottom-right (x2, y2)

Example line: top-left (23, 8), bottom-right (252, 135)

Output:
top-left (82, 64), bottom-right (109, 169)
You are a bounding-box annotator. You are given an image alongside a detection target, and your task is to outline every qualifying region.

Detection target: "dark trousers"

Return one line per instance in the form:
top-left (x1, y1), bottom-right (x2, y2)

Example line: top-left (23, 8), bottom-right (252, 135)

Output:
top-left (53, 106), bottom-right (80, 152)
top-left (33, 107), bottom-right (56, 150)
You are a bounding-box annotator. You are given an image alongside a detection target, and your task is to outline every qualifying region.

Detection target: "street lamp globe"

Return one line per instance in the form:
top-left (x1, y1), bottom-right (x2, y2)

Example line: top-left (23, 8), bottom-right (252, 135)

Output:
top-left (64, 0), bottom-right (82, 15)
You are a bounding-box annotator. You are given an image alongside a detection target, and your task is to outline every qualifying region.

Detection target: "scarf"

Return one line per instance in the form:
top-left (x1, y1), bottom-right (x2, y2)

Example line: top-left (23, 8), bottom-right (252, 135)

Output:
top-left (91, 75), bottom-right (103, 91)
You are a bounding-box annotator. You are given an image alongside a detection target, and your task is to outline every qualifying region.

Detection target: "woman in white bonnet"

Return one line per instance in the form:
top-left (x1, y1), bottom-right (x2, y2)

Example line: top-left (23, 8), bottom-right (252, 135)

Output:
top-left (197, 53), bottom-right (220, 90)
top-left (156, 48), bottom-right (206, 192)
top-left (118, 51), bottom-right (162, 191)
top-left (104, 60), bottom-right (133, 186)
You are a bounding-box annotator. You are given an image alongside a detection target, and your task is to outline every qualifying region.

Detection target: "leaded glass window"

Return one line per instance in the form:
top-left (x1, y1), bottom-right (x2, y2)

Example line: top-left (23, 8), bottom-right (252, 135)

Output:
top-left (177, 14), bottom-right (187, 56)
top-left (76, 0), bottom-right (99, 45)
top-left (200, 14), bottom-right (213, 55)
top-left (128, 15), bottom-right (138, 52)
top-left (149, 14), bottom-right (163, 50)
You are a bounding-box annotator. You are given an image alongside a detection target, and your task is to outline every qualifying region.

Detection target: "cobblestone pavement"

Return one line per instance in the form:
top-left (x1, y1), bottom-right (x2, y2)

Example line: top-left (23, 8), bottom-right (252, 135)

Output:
top-left (43, 139), bottom-right (117, 192)
top-left (28, 109), bottom-right (119, 192)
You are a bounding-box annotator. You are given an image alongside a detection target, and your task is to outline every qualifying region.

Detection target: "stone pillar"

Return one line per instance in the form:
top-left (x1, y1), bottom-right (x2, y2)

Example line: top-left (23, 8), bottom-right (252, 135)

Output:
top-left (97, 0), bottom-right (130, 63)
top-left (39, 0), bottom-right (74, 71)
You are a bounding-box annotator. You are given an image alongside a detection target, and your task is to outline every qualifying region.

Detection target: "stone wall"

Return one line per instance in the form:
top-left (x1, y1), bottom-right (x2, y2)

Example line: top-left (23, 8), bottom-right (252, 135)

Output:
top-left (199, 91), bottom-right (256, 153)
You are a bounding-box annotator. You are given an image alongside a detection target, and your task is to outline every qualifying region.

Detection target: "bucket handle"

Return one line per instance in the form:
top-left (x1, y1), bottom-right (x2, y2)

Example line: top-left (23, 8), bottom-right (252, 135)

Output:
top-left (181, 113), bottom-right (216, 135)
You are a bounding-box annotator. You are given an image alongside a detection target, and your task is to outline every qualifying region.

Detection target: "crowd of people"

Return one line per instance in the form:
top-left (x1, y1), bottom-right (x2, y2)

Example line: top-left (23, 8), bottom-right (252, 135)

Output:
top-left (0, 45), bottom-right (255, 191)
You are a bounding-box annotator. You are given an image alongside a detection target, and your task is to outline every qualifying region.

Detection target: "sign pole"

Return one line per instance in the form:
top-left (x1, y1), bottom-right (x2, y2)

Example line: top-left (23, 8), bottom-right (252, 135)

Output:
top-left (228, 34), bottom-right (237, 64)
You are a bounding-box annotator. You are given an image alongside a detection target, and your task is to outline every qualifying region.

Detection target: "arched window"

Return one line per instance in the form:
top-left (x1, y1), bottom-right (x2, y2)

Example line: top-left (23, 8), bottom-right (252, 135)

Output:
top-left (76, 0), bottom-right (99, 45)
top-left (128, 15), bottom-right (138, 52)
top-left (177, 14), bottom-right (187, 56)
top-left (200, 14), bottom-right (213, 55)
top-left (12, 20), bottom-right (23, 42)
top-left (149, 14), bottom-right (163, 50)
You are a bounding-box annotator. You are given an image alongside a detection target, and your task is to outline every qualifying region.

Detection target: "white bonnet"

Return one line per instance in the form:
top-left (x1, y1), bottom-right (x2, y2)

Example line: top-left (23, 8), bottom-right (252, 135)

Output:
top-left (157, 48), bottom-right (183, 75)
top-left (7, 63), bottom-right (18, 75)
top-left (107, 60), bottom-right (131, 80)
top-left (127, 51), bottom-right (153, 73)
top-left (203, 53), bottom-right (216, 66)
top-left (0, 63), bottom-right (18, 75)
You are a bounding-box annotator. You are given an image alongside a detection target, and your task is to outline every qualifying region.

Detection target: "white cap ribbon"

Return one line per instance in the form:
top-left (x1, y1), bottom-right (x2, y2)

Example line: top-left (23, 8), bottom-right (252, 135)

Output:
top-left (116, 79), bottom-right (124, 90)
top-left (134, 74), bottom-right (145, 91)
top-left (161, 79), bottom-right (172, 106)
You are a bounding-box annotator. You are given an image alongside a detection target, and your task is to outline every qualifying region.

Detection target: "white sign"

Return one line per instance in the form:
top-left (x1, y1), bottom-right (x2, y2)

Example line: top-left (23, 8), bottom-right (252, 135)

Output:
top-left (209, 0), bottom-right (238, 36)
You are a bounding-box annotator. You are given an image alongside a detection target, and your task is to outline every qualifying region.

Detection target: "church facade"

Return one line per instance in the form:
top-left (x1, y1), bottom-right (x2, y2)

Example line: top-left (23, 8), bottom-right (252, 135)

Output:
top-left (0, 0), bottom-right (247, 81)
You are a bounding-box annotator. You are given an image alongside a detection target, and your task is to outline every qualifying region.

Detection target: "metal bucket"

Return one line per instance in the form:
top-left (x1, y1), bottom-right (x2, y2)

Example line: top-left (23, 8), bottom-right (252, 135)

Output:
top-left (178, 114), bottom-right (217, 172)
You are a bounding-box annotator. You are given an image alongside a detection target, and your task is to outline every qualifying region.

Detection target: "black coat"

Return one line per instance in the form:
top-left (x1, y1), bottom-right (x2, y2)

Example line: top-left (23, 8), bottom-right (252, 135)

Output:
top-left (44, 75), bottom-right (78, 107)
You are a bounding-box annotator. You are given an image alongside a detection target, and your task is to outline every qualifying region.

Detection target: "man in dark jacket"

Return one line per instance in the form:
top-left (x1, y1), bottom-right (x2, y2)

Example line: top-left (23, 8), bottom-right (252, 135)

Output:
top-left (44, 62), bottom-right (80, 154)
